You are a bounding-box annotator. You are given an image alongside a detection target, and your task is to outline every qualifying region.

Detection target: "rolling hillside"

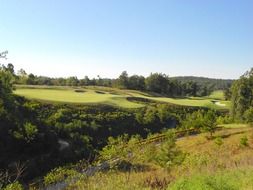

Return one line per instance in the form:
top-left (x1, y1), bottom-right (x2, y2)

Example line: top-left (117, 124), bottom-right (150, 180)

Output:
top-left (14, 85), bottom-right (230, 109)
top-left (42, 124), bottom-right (253, 190)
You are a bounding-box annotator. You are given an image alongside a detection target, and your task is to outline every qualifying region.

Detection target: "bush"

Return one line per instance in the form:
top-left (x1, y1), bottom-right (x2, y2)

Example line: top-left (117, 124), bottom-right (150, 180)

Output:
top-left (44, 167), bottom-right (79, 186)
top-left (3, 182), bottom-right (23, 190)
top-left (214, 137), bottom-right (223, 146)
top-left (240, 136), bottom-right (248, 147)
top-left (155, 131), bottom-right (184, 170)
top-left (244, 108), bottom-right (253, 123)
top-left (216, 115), bottom-right (232, 125)
top-left (99, 134), bottom-right (129, 162)
top-left (181, 110), bottom-right (204, 130)
top-left (24, 122), bottom-right (38, 142)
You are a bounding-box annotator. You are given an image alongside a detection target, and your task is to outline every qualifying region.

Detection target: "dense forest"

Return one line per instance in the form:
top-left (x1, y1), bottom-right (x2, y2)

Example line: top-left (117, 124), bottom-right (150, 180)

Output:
top-left (12, 65), bottom-right (233, 97)
top-left (0, 63), bottom-right (252, 189)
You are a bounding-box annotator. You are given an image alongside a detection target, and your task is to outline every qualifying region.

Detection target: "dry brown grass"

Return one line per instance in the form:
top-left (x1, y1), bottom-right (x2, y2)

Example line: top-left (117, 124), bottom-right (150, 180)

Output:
top-left (68, 127), bottom-right (253, 190)
top-left (174, 127), bottom-right (253, 176)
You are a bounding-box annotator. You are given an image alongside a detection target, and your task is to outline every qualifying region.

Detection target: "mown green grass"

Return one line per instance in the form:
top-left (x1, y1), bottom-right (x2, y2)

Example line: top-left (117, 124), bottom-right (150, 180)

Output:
top-left (14, 86), bottom-right (230, 109)
top-left (14, 87), bottom-right (143, 108)
top-left (207, 90), bottom-right (225, 100)
top-left (131, 89), bottom-right (229, 109)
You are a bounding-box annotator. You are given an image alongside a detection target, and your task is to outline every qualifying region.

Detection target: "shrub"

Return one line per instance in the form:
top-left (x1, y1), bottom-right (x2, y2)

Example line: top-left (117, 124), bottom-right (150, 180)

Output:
top-left (3, 182), bottom-right (23, 190)
top-left (99, 134), bottom-right (144, 170)
top-left (243, 107), bottom-right (253, 123)
top-left (240, 136), bottom-right (248, 147)
top-left (99, 134), bottom-right (129, 162)
top-left (24, 122), bottom-right (38, 142)
top-left (181, 110), bottom-right (204, 130)
top-left (216, 115), bottom-right (232, 125)
top-left (214, 137), bottom-right (223, 146)
top-left (155, 131), bottom-right (184, 170)
top-left (44, 167), bottom-right (79, 186)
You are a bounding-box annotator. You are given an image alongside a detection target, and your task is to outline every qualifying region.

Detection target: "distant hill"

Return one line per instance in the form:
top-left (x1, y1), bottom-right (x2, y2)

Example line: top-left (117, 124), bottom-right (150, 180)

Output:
top-left (171, 76), bottom-right (234, 90)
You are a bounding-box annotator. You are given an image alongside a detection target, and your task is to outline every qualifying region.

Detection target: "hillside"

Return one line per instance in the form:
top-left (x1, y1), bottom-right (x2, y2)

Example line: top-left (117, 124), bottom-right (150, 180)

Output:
top-left (41, 124), bottom-right (253, 190)
top-left (1, 0), bottom-right (252, 189)
top-left (14, 85), bottom-right (230, 110)
top-left (171, 76), bottom-right (234, 90)
top-left (2, 67), bottom-right (253, 189)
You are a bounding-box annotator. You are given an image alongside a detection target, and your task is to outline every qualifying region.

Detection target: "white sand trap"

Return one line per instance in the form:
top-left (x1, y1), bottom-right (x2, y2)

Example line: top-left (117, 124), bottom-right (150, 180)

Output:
top-left (215, 101), bottom-right (226, 107)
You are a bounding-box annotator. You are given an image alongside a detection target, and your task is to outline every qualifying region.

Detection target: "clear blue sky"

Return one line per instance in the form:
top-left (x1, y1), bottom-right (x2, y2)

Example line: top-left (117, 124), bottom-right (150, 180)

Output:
top-left (0, 0), bottom-right (252, 79)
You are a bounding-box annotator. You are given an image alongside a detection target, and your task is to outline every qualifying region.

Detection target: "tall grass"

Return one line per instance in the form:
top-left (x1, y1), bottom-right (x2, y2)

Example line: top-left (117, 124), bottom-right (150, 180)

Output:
top-left (168, 169), bottom-right (253, 190)
top-left (44, 126), bottom-right (253, 190)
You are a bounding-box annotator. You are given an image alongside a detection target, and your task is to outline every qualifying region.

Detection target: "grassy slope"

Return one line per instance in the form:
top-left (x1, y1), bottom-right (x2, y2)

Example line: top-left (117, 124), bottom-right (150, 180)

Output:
top-left (169, 125), bottom-right (253, 190)
top-left (14, 86), bottom-right (143, 108)
top-left (14, 85), bottom-right (230, 109)
top-left (206, 90), bottom-right (225, 100)
top-left (68, 124), bottom-right (253, 190)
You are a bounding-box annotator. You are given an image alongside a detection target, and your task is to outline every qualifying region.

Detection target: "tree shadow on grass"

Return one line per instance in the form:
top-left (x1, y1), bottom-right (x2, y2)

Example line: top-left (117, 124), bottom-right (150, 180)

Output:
top-left (95, 91), bottom-right (106, 94)
top-left (214, 131), bottom-right (250, 139)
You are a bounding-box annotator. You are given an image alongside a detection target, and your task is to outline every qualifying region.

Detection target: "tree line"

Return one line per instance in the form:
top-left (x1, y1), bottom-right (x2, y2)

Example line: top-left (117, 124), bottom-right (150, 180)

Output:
top-left (5, 63), bottom-right (233, 97)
